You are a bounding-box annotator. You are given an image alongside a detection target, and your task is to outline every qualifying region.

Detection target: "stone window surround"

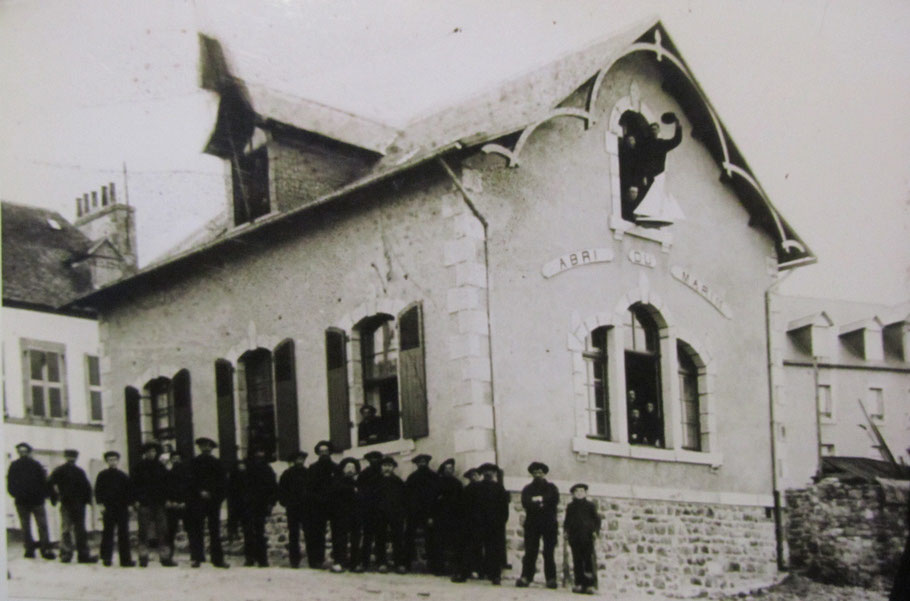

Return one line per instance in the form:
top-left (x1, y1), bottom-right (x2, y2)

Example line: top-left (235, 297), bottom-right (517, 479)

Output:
top-left (605, 87), bottom-right (673, 252)
top-left (817, 381), bottom-right (836, 424)
top-left (568, 287), bottom-right (721, 468)
top-left (20, 338), bottom-right (69, 422)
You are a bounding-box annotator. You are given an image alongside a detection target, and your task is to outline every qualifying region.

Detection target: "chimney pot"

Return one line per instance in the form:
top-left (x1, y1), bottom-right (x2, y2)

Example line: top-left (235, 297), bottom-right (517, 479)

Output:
top-left (109, 182), bottom-right (116, 204)
top-left (91, 191), bottom-right (98, 208)
top-left (83, 194), bottom-right (90, 214)
top-left (76, 198), bottom-right (82, 217)
top-left (101, 186), bottom-right (109, 206)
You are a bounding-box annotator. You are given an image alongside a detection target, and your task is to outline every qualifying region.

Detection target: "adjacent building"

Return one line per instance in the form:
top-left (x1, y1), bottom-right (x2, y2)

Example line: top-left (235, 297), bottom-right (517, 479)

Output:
top-left (70, 21), bottom-right (818, 595)
top-left (2, 188), bottom-right (136, 530)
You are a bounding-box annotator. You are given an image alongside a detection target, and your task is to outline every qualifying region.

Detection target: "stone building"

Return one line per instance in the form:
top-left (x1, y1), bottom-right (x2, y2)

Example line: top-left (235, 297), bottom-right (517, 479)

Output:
top-left (2, 191), bottom-right (136, 530)
top-left (771, 294), bottom-right (910, 490)
top-left (70, 21), bottom-right (816, 595)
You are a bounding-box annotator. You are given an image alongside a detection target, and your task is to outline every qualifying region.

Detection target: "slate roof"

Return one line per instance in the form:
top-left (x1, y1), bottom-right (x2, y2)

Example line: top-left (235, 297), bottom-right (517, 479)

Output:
top-left (2, 200), bottom-right (93, 310)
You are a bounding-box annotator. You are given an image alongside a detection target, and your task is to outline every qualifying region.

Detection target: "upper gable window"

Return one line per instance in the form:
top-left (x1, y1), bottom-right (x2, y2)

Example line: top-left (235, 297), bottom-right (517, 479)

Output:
top-left (232, 147), bottom-right (270, 226)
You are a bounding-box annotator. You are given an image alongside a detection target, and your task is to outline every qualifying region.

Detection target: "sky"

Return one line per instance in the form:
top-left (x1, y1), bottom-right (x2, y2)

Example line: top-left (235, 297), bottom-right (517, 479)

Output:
top-left (1, 0), bottom-right (908, 304)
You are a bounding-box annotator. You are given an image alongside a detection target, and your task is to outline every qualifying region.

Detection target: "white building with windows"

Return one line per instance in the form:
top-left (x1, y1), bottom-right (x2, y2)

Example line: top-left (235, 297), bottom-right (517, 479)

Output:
top-left (772, 294), bottom-right (910, 490)
top-left (2, 194), bottom-right (136, 531)
top-left (70, 21), bottom-right (819, 596)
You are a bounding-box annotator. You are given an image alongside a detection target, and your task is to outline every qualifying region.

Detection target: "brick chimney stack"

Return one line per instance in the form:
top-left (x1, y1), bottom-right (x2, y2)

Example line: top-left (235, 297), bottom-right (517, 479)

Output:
top-left (74, 182), bottom-right (138, 271)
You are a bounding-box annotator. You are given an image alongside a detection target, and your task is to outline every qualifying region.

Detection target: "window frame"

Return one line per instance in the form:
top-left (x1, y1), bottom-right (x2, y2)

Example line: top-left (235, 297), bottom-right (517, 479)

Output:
top-left (145, 376), bottom-right (175, 445)
top-left (356, 313), bottom-right (402, 447)
top-left (20, 339), bottom-right (68, 421)
top-left (867, 386), bottom-right (885, 421)
top-left (85, 354), bottom-right (103, 423)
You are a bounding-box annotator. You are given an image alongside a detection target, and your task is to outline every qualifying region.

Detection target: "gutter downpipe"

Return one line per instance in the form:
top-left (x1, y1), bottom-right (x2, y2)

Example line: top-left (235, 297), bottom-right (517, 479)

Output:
top-left (765, 269), bottom-right (793, 572)
top-left (437, 157), bottom-right (502, 467)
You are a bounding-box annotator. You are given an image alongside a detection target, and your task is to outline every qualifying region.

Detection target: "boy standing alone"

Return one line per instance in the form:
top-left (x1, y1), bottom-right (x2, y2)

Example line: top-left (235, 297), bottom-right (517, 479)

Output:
top-left (564, 483), bottom-right (601, 594)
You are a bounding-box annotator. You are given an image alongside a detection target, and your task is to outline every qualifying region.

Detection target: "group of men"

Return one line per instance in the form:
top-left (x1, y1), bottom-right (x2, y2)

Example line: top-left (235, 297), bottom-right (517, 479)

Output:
top-left (7, 439), bottom-right (603, 594)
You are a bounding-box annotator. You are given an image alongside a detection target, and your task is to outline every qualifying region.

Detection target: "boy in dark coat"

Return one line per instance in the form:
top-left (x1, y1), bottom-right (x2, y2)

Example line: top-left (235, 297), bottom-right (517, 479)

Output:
top-left (375, 456), bottom-right (407, 573)
top-left (404, 454), bottom-right (438, 570)
top-left (454, 463), bottom-right (509, 585)
top-left (48, 449), bottom-right (97, 564)
top-left (94, 450), bottom-right (134, 567)
top-left (132, 441), bottom-right (175, 567)
top-left (304, 440), bottom-right (337, 568)
top-left (163, 450), bottom-right (192, 558)
top-left (564, 483), bottom-right (601, 594)
top-left (431, 458), bottom-right (462, 575)
top-left (330, 457), bottom-right (362, 572)
top-left (278, 451), bottom-right (307, 568)
top-left (187, 437), bottom-right (229, 568)
top-left (240, 447), bottom-right (278, 567)
top-left (6, 442), bottom-right (55, 559)
top-left (357, 450), bottom-right (384, 571)
top-left (516, 461), bottom-right (560, 589)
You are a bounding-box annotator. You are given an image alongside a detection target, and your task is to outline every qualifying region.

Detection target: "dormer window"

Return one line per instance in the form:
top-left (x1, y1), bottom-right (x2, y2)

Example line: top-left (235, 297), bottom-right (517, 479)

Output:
top-left (232, 147), bottom-right (270, 226)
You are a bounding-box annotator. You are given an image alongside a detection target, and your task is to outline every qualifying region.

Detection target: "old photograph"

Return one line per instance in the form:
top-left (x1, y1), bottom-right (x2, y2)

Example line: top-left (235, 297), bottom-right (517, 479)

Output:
top-left (1, 1), bottom-right (908, 600)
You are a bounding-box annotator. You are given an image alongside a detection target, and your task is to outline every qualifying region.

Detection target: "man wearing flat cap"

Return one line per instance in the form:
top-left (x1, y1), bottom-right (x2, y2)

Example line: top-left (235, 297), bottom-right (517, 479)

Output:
top-left (432, 458), bottom-right (462, 575)
top-left (188, 436), bottom-right (229, 568)
top-left (404, 454), bottom-right (438, 571)
top-left (278, 450), bottom-right (308, 568)
top-left (48, 449), bottom-right (97, 563)
top-left (358, 450), bottom-right (385, 571)
top-left (516, 461), bottom-right (560, 589)
top-left (94, 451), bottom-right (134, 567)
top-left (329, 457), bottom-right (362, 572)
top-left (6, 442), bottom-right (55, 559)
top-left (304, 440), bottom-right (337, 568)
top-left (375, 456), bottom-right (407, 573)
top-left (357, 404), bottom-right (382, 446)
top-left (564, 483), bottom-right (601, 594)
top-left (454, 463), bottom-right (509, 585)
top-left (132, 441), bottom-right (175, 567)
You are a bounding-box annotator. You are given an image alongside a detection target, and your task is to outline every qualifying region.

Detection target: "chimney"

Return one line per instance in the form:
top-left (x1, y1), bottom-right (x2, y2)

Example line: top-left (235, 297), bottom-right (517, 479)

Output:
top-left (74, 183), bottom-right (138, 281)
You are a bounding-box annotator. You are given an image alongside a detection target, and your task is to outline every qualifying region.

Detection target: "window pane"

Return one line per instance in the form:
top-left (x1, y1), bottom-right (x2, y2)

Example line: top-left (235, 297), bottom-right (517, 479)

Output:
top-left (46, 353), bottom-right (61, 382)
top-left (87, 355), bottom-right (101, 386)
top-left (31, 386), bottom-right (45, 416)
top-left (48, 387), bottom-right (63, 418)
top-left (30, 351), bottom-right (46, 381)
top-left (90, 391), bottom-right (103, 421)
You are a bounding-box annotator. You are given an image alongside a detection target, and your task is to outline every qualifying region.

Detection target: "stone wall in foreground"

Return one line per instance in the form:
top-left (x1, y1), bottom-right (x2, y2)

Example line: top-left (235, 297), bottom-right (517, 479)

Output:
top-left (786, 478), bottom-right (909, 590)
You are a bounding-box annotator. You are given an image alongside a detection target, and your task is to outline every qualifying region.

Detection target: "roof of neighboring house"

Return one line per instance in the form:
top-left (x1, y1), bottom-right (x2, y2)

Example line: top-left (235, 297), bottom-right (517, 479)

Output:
top-left (2, 200), bottom-right (94, 310)
top-left (820, 456), bottom-right (910, 482)
top-left (69, 19), bottom-right (816, 311)
top-left (777, 295), bottom-right (908, 330)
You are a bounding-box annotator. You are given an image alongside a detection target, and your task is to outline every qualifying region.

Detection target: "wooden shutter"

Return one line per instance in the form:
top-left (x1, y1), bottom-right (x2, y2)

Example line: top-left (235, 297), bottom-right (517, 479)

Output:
top-left (398, 303), bottom-right (428, 439)
top-left (172, 370), bottom-right (194, 460)
top-left (215, 359), bottom-right (237, 464)
top-left (274, 340), bottom-right (300, 461)
top-left (124, 387), bottom-right (142, 469)
top-left (325, 329), bottom-right (351, 451)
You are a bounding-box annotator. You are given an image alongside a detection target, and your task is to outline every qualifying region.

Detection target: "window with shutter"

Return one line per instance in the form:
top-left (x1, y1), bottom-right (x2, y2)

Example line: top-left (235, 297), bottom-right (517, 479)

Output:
top-left (326, 328), bottom-right (351, 451)
top-left (398, 303), bottom-right (428, 440)
top-left (240, 348), bottom-right (276, 458)
top-left (584, 326), bottom-right (610, 440)
top-left (274, 339), bottom-right (300, 461)
top-left (624, 304), bottom-right (663, 448)
top-left (215, 359), bottom-right (237, 464)
top-left (146, 376), bottom-right (175, 448)
top-left (358, 314), bottom-right (400, 445)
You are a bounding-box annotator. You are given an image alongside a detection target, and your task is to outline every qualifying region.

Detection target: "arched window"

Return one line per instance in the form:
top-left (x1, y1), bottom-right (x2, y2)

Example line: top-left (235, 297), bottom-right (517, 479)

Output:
top-left (240, 348), bottom-right (275, 458)
top-left (624, 304), bottom-right (663, 447)
top-left (677, 341), bottom-right (701, 451)
top-left (146, 376), bottom-right (175, 447)
top-left (357, 314), bottom-right (400, 445)
top-left (584, 326), bottom-right (610, 439)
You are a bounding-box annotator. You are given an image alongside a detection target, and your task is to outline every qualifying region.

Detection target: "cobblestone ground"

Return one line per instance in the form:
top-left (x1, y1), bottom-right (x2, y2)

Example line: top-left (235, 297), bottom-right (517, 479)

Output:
top-left (5, 543), bottom-right (891, 601)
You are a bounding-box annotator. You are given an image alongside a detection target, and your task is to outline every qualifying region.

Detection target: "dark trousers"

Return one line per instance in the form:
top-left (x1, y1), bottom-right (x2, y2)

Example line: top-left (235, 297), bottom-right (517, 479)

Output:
top-left (100, 506), bottom-right (132, 565)
top-left (59, 502), bottom-right (91, 559)
top-left (304, 506), bottom-right (328, 568)
top-left (188, 500), bottom-right (224, 564)
top-left (166, 506), bottom-right (188, 555)
top-left (479, 523), bottom-right (504, 580)
top-left (521, 520), bottom-right (557, 582)
top-left (331, 516), bottom-right (361, 569)
top-left (16, 502), bottom-right (51, 553)
top-left (360, 511), bottom-right (379, 569)
top-left (285, 505), bottom-right (305, 566)
top-left (454, 522), bottom-right (484, 578)
top-left (242, 511), bottom-right (269, 565)
top-left (430, 517), bottom-right (459, 574)
top-left (890, 533), bottom-right (910, 601)
top-left (570, 537), bottom-right (596, 588)
top-left (375, 513), bottom-right (406, 568)
top-left (404, 512), bottom-right (432, 568)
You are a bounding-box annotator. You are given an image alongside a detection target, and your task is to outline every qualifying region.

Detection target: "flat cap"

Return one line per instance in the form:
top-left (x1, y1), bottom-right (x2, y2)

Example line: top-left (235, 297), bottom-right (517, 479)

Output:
top-left (479, 462), bottom-right (499, 473)
top-left (380, 456), bottom-right (398, 467)
top-left (528, 461), bottom-right (549, 474)
top-left (570, 483), bottom-right (589, 493)
top-left (364, 451), bottom-right (384, 461)
top-left (463, 468), bottom-right (478, 479)
top-left (63, 449), bottom-right (79, 458)
top-left (288, 450), bottom-right (308, 461)
top-left (411, 454), bottom-right (432, 464)
top-left (15, 442), bottom-right (32, 452)
top-left (338, 457), bottom-right (361, 473)
top-left (195, 437), bottom-right (218, 448)
top-left (103, 450), bottom-right (121, 460)
top-left (314, 440), bottom-right (334, 454)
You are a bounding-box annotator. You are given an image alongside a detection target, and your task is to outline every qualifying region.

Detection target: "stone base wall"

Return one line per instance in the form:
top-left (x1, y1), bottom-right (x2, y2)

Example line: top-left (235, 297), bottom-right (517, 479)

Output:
top-left (505, 492), bottom-right (778, 597)
top-left (786, 478), bottom-right (909, 590)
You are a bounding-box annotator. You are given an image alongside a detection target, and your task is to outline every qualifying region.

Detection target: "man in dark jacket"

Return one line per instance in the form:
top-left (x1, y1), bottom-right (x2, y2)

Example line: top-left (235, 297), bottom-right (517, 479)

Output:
top-left (564, 483), bottom-right (601, 594)
top-left (453, 463), bottom-right (509, 585)
top-left (516, 461), bottom-right (560, 589)
top-left (304, 440), bottom-right (336, 569)
top-left (330, 457), bottom-right (362, 573)
top-left (404, 454), bottom-right (439, 571)
top-left (277, 450), bottom-right (307, 568)
top-left (241, 447), bottom-right (278, 567)
top-left (94, 450), bottom-right (134, 567)
top-left (432, 458), bottom-right (463, 575)
top-left (48, 449), bottom-right (97, 563)
top-left (357, 450), bottom-right (384, 571)
top-left (187, 437), bottom-right (229, 568)
top-left (163, 450), bottom-right (192, 558)
top-left (6, 442), bottom-right (55, 559)
top-left (375, 456), bottom-right (407, 573)
top-left (132, 441), bottom-right (176, 567)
